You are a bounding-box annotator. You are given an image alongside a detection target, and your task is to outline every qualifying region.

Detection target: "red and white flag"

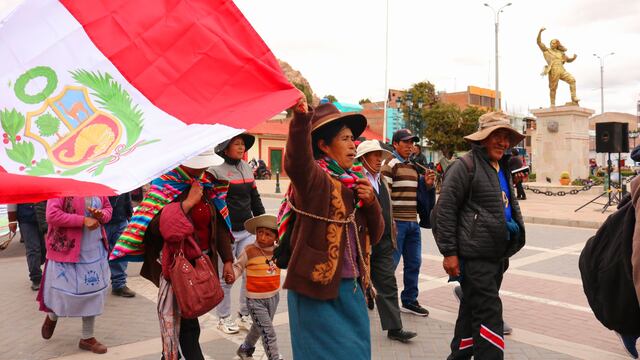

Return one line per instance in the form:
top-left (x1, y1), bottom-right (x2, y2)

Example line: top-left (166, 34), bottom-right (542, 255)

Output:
top-left (0, 0), bottom-right (299, 203)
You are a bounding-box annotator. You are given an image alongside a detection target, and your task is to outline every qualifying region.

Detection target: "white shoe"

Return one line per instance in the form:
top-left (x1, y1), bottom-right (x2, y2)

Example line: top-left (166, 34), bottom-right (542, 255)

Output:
top-left (237, 314), bottom-right (253, 331)
top-left (217, 316), bottom-right (240, 334)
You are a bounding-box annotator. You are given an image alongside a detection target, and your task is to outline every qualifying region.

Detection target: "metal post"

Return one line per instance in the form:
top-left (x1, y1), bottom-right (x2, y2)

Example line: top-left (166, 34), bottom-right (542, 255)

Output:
top-left (485, 3), bottom-right (511, 111)
top-left (494, 19), bottom-right (499, 110)
top-left (600, 63), bottom-right (604, 114)
top-left (275, 170), bottom-right (281, 194)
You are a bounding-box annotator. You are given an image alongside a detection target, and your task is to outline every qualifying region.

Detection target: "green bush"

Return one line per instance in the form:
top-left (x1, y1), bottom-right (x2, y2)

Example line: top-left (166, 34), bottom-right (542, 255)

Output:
top-left (528, 173), bottom-right (536, 181)
top-left (560, 171), bottom-right (570, 179)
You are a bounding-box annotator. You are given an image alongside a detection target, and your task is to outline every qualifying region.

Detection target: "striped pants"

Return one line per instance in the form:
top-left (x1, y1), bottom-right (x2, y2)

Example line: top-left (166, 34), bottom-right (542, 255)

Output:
top-left (448, 259), bottom-right (505, 360)
top-left (242, 294), bottom-right (280, 360)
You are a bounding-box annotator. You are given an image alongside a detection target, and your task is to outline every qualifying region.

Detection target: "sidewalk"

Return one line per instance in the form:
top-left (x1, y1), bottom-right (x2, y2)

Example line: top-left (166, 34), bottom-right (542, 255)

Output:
top-left (256, 179), bottom-right (612, 229)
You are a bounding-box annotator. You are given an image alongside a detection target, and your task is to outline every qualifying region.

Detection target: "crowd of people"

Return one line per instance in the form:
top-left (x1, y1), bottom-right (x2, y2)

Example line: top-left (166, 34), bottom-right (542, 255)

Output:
top-left (4, 92), bottom-right (565, 360)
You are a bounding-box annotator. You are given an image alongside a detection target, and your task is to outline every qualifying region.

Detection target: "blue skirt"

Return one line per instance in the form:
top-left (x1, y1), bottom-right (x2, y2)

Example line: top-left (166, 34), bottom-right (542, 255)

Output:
top-left (288, 279), bottom-right (370, 360)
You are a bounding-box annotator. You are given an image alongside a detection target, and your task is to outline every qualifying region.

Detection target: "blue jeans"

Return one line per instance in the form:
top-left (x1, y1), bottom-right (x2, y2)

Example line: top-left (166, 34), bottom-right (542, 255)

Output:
top-left (392, 220), bottom-right (422, 305)
top-left (216, 229), bottom-right (255, 318)
top-left (18, 221), bottom-right (45, 283)
top-left (105, 220), bottom-right (129, 290)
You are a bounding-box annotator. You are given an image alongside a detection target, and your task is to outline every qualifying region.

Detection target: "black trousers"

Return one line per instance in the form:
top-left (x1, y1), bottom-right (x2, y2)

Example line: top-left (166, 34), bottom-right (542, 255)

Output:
top-left (370, 234), bottom-right (403, 331)
top-left (515, 181), bottom-right (526, 199)
top-left (179, 317), bottom-right (204, 360)
top-left (448, 259), bottom-right (505, 360)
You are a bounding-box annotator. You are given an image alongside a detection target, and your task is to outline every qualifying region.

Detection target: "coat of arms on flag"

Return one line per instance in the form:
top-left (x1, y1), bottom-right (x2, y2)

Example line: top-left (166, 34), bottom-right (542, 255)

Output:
top-left (0, 0), bottom-right (300, 203)
top-left (3, 66), bottom-right (157, 177)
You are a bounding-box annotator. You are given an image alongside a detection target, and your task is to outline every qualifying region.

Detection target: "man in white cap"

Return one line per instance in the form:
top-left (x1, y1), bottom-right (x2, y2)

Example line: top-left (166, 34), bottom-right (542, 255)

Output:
top-left (357, 140), bottom-right (417, 343)
top-left (434, 111), bottom-right (526, 360)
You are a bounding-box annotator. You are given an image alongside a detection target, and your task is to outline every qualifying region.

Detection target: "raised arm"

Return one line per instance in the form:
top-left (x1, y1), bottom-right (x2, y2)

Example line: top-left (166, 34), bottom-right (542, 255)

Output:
top-left (566, 53), bottom-right (577, 63)
top-left (284, 96), bottom-right (325, 195)
top-left (537, 28), bottom-right (547, 52)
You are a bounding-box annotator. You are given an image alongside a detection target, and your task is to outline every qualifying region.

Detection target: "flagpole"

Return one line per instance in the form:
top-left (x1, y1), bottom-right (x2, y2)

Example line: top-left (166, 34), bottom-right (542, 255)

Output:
top-left (382, 0), bottom-right (389, 143)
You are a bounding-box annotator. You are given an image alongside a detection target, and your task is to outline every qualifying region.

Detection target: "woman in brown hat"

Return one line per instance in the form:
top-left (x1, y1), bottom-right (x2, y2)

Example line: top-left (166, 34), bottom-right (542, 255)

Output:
top-left (281, 94), bottom-right (384, 359)
top-left (433, 111), bottom-right (526, 360)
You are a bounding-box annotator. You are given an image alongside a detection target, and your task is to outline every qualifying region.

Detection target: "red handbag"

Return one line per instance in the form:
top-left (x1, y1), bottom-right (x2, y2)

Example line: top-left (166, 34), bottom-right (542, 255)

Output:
top-left (169, 240), bottom-right (223, 319)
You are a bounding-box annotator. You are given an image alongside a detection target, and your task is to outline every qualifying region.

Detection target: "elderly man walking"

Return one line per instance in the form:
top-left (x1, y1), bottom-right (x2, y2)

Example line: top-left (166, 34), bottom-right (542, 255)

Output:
top-left (434, 111), bottom-right (526, 360)
top-left (357, 140), bottom-right (418, 343)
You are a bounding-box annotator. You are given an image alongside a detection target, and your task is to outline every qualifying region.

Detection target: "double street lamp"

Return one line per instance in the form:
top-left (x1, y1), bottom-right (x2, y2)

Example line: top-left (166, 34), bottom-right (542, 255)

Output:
top-left (593, 52), bottom-right (615, 114)
top-left (396, 93), bottom-right (424, 139)
top-left (484, 2), bottom-right (512, 111)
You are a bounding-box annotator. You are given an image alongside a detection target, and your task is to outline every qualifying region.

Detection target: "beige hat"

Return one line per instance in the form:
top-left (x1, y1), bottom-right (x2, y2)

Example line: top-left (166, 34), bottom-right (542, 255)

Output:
top-left (181, 148), bottom-right (224, 169)
top-left (356, 140), bottom-right (393, 160)
top-left (463, 111), bottom-right (525, 147)
top-left (244, 214), bottom-right (278, 235)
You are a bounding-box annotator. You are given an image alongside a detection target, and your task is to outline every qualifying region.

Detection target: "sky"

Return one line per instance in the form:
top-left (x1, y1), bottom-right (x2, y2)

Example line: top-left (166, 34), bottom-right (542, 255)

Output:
top-left (1, 0), bottom-right (638, 116)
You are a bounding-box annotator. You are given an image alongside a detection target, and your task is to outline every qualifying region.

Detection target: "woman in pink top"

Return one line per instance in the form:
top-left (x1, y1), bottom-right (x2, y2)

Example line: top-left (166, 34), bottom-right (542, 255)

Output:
top-left (37, 196), bottom-right (112, 354)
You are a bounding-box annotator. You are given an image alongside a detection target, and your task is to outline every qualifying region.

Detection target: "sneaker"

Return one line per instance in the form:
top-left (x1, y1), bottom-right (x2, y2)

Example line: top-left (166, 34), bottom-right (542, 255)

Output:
top-left (31, 280), bottom-right (40, 291)
top-left (401, 301), bottom-right (429, 317)
top-left (237, 313), bottom-right (253, 331)
top-left (503, 322), bottom-right (513, 335)
top-left (616, 332), bottom-right (639, 359)
top-left (217, 316), bottom-right (240, 334)
top-left (388, 328), bottom-right (418, 343)
top-left (236, 344), bottom-right (255, 359)
top-left (112, 286), bottom-right (136, 298)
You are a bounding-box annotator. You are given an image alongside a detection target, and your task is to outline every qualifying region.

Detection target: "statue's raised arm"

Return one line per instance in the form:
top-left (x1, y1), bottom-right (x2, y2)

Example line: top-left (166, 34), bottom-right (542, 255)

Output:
top-left (537, 28), bottom-right (547, 52)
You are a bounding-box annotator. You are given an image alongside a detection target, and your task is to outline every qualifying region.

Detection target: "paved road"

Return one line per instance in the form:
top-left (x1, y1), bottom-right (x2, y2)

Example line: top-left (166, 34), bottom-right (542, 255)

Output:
top-left (0, 197), bottom-right (629, 359)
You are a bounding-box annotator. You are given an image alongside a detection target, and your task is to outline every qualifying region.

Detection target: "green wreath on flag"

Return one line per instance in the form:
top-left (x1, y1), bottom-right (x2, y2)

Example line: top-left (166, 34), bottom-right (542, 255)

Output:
top-left (1, 67), bottom-right (156, 177)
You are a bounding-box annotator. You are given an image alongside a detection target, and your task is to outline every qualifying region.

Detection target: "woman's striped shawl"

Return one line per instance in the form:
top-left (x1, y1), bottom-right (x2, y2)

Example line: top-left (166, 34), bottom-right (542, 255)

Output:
top-left (109, 167), bottom-right (231, 261)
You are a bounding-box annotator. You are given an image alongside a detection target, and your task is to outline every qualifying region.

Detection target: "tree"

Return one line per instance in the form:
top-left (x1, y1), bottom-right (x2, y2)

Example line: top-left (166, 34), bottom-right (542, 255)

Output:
top-left (35, 113), bottom-right (62, 139)
top-left (422, 103), bottom-right (485, 154)
top-left (324, 94), bottom-right (338, 103)
top-left (358, 98), bottom-right (371, 105)
top-left (293, 82), bottom-right (313, 105)
top-left (401, 81), bottom-right (438, 136)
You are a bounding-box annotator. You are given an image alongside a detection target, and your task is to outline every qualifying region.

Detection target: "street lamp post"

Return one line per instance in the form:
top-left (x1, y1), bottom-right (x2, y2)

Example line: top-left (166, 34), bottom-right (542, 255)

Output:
top-left (593, 52), bottom-right (615, 114)
top-left (484, 2), bottom-right (512, 111)
top-left (405, 92), bottom-right (414, 133)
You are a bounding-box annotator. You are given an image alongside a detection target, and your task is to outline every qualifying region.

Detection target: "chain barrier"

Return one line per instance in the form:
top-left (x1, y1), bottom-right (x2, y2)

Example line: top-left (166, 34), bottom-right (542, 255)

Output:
top-left (523, 174), bottom-right (638, 197)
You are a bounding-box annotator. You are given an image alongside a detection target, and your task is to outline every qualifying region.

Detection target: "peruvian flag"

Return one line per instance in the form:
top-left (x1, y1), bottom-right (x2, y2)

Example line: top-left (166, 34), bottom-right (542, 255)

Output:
top-left (0, 0), bottom-right (299, 203)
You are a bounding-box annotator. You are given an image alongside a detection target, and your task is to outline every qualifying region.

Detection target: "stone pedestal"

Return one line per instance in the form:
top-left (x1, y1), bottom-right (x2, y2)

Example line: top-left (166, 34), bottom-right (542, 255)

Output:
top-left (531, 106), bottom-right (594, 184)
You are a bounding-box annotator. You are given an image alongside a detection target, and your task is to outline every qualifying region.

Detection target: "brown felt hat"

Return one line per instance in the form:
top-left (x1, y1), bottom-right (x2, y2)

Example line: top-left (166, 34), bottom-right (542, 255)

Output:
top-left (310, 103), bottom-right (367, 138)
top-left (464, 111), bottom-right (525, 147)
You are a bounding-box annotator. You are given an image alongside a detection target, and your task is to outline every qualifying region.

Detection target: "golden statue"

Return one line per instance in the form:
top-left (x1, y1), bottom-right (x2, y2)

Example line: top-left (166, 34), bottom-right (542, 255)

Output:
top-left (537, 28), bottom-right (579, 107)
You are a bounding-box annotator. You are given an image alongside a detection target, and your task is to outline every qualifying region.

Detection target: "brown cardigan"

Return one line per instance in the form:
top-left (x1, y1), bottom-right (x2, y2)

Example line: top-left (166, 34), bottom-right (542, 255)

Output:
top-left (283, 110), bottom-right (384, 300)
top-left (631, 177), bottom-right (640, 304)
top-left (140, 186), bottom-right (234, 287)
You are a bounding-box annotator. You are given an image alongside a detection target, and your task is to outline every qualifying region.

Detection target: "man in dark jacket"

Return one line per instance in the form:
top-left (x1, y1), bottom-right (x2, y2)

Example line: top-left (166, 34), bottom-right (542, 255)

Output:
top-left (434, 111), bottom-right (526, 360)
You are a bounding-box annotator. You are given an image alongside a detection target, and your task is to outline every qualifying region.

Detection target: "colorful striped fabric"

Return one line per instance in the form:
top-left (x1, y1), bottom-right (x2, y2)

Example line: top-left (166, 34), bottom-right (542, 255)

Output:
top-left (276, 157), bottom-right (364, 244)
top-left (109, 166), bottom-right (231, 261)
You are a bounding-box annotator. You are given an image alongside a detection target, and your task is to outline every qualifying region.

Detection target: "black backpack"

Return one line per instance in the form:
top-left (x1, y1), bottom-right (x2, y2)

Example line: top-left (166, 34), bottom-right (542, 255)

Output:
top-left (430, 153), bottom-right (474, 242)
top-left (579, 194), bottom-right (640, 334)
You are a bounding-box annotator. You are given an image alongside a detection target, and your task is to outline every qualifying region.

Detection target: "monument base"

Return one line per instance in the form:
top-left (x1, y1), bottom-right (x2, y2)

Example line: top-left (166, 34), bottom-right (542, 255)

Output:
top-left (531, 105), bottom-right (594, 185)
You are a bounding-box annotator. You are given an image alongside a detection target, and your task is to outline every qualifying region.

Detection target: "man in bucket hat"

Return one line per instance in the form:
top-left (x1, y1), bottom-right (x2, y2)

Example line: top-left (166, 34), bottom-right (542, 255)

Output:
top-left (433, 111), bottom-right (526, 360)
top-left (357, 140), bottom-right (418, 343)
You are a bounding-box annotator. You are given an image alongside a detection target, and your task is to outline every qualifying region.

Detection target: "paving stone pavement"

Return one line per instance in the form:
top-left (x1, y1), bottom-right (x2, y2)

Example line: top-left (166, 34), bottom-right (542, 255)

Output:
top-left (0, 216), bottom-right (632, 359)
